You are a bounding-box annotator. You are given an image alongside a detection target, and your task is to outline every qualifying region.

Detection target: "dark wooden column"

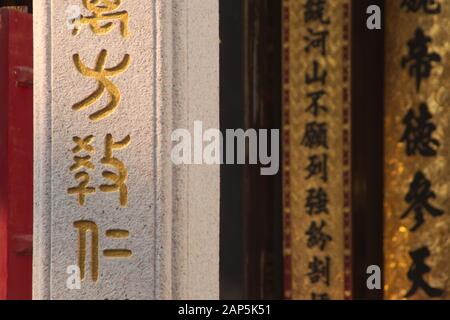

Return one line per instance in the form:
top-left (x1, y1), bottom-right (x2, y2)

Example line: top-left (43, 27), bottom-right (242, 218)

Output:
top-left (221, 0), bottom-right (386, 299)
top-left (244, 0), bottom-right (283, 300)
top-left (351, 0), bottom-right (385, 300)
top-left (220, 0), bottom-right (247, 300)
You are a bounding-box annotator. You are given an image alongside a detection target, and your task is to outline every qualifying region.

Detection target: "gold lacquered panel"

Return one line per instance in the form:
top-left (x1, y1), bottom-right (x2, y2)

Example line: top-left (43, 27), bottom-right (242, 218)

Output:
top-left (385, 0), bottom-right (450, 300)
top-left (283, 0), bottom-right (352, 300)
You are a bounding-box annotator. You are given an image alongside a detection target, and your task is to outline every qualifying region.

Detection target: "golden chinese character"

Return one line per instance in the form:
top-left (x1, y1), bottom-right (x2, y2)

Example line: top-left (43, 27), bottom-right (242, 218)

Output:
top-left (72, 135), bottom-right (95, 153)
top-left (73, 0), bottom-right (130, 37)
top-left (70, 156), bottom-right (95, 172)
top-left (100, 134), bottom-right (131, 207)
top-left (73, 50), bottom-right (131, 122)
top-left (73, 222), bottom-right (132, 283)
top-left (68, 136), bottom-right (96, 205)
top-left (68, 172), bottom-right (96, 206)
top-left (74, 221), bottom-right (99, 282)
top-left (104, 229), bottom-right (132, 258)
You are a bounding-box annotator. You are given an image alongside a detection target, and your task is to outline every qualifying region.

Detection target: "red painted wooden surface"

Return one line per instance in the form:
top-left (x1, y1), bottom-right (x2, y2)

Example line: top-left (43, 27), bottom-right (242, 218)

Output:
top-left (0, 8), bottom-right (33, 300)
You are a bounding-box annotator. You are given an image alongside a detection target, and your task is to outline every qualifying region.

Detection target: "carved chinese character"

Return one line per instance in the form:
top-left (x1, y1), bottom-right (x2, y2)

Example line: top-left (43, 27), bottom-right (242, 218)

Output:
top-left (73, 50), bottom-right (131, 122)
top-left (103, 229), bottom-right (132, 258)
top-left (72, 135), bottom-right (95, 154)
top-left (73, 0), bottom-right (130, 37)
top-left (74, 221), bottom-right (99, 282)
top-left (74, 221), bottom-right (132, 282)
top-left (68, 136), bottom-right (96, 206)
top-left (68, 172), bottom-right (96, 206)
top-left (100, 134), bottom-right (131, 207)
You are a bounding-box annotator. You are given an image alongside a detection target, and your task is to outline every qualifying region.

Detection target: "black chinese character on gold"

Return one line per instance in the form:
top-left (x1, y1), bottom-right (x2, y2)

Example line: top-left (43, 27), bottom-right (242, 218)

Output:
top-left (306, 188), bottom-right (329, 216)
top-left (305, 154), bottom-right (328, 182)
top-left (304, 28), bottom-right (329, 56)
top-left (400, 103), bottom-right (439, 157)
top-left (304, 0), bottom-right (330, 24)
top-left (307, 256), bottom-right (331, 286)
top-left (301, 122), bottom-right (328, 149)
top-left (401, 171), bottom-right (444, 232)
top-left (401, 0), bottom-right (441, 14)
top-left (306, 61), bottom-right (327, 85)
top-left (312, 293), bottom-right (331, 300)
top-left (306, 90), bottom-right (328, 117)
top-left (401, 28), bottom-right (441, 92)
top-left (406, 246), bottom-right (444, 298)
top-left (306, 220), bottom-right (333, 251)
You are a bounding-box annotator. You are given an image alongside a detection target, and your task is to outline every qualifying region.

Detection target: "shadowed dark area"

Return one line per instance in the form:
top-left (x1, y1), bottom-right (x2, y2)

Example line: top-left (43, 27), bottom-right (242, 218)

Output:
top-left (352, 0), bottom-right (385, 300)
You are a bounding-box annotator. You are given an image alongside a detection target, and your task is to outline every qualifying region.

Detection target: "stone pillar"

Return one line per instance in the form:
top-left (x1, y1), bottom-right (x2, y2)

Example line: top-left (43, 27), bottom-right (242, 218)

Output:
top-left (33, 0), bottom-right (219, 300)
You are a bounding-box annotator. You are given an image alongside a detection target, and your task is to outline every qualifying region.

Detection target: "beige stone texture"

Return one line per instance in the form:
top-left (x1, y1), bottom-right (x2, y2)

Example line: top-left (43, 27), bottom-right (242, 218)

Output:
top-left (33, 0), bottom-right (219, 300)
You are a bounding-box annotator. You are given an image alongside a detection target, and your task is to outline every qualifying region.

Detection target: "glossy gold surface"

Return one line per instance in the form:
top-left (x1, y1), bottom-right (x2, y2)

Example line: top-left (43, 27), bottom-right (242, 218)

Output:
top-left (385, 1), bottom-right (450, 300)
